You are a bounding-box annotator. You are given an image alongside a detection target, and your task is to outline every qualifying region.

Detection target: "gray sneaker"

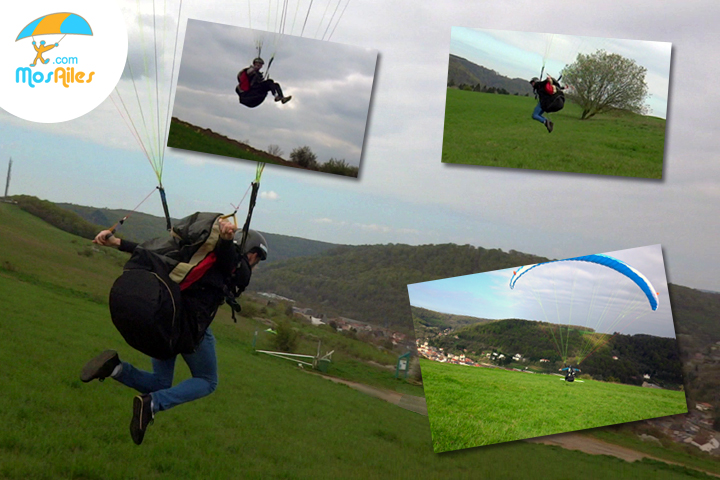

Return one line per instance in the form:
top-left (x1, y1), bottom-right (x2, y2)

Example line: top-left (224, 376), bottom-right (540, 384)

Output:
top-left (546, 119), bottom-right (554, 133)
top-left (130, 394), bottom-right (154, 445)
top-left (80, 350), bottom-right (120, 382)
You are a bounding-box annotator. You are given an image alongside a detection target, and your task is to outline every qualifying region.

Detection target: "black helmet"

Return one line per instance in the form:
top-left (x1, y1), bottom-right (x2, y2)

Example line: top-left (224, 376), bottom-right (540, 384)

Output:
top-left (530, 77), bottom-right (539, 84)
top-left (235, 229), bottom-right (268, 261)
top-left (253, 57), bottom-right (265, 65)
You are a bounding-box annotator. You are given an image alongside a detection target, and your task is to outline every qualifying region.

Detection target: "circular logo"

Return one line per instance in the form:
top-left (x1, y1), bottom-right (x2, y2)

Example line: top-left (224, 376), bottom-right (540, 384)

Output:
top-left (0, 1), bottom-right (127, 123)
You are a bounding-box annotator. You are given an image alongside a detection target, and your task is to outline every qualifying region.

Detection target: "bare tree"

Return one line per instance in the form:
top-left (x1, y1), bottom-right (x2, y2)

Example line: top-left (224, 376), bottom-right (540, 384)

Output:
top-left (267, 144), bottom-right (284, 157)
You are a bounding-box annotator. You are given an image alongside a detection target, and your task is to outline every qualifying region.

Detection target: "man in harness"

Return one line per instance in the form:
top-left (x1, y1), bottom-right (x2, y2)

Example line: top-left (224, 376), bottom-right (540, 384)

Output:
top-left (236, 57), bottom-right (292, 108)
top-left (81, 219), bottom-right (268, 445)
top-left (560, 365), bottom-right (581, 382)
top-left (530, 75), bottom-right (565, 133)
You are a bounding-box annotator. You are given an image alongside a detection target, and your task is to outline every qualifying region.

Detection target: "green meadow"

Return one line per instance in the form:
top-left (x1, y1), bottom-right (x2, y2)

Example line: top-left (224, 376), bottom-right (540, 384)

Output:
top-left (0, 203), bottom-right (711, 479)
top-left (421, 359), bottom-right (688, 453)
top-left (442, 88), bottom-right (666, 178)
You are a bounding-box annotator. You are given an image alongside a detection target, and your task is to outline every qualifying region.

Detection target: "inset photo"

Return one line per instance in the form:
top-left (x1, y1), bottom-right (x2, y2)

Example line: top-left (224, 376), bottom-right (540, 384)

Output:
top-left (168, 19), bottom-right (378, 178)
top-left (443, 28), bottom-right (671, 178)
top-left (407, 245), bottom-right (687, 453)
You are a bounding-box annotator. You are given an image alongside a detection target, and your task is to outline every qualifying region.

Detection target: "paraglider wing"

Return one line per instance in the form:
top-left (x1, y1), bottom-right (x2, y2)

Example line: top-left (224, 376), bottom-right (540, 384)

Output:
top-left (16, 13), bottom-right (93, 41)
top-left (509, 253), bottom-right (659, 311)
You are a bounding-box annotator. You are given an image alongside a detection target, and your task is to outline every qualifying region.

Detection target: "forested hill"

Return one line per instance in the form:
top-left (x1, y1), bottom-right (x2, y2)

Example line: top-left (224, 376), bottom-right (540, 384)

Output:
top-left (411, 305), bottom-right (494, 338)
top-left (448, 54), bottom-right (534, 95)
top-left (251, 244), bottom-right (548, 331)
top-left (431, 317), bottom-right (684, 387)
top-left (57, 203), bottom-right (341, 263)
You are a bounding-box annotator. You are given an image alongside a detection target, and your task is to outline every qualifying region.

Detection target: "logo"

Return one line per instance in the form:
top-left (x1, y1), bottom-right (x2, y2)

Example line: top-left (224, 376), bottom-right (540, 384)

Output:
top-left (16, 12), bottom-right (94, 88)
top-left (0, 1), bottom-right (127, 123)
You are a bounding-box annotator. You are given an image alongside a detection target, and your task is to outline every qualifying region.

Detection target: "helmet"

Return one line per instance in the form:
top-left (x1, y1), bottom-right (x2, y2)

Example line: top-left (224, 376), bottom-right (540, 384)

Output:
top-left (253, 57), bottom-right (265, 65)
top-left (530, 77), bottom-right (539, 84)
top-left (234, 229), bottom-right (268, 261)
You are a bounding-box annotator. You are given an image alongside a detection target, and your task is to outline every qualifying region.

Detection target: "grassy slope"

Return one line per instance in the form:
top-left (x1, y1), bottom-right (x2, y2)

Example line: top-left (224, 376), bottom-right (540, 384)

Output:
top-left (167, 118), bottom-right (281, 165)
top-left (0, 203), bottom-right (712, 479)
top-left (442, 89), bottom-right (666, 178)
top-left (421, 359), bottom-right (688, 453)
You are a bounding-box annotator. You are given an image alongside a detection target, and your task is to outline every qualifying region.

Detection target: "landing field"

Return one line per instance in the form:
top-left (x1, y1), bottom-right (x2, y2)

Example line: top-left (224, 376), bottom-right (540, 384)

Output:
top-left (442, 88), bottom-right (666, 178)
top-left (421, 359), bottom-right (687, 453)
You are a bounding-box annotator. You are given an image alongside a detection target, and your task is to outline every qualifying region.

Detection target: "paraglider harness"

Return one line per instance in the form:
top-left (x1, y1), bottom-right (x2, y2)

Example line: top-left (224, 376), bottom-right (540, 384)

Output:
top-left (110, 212), bottom-right (242, 359)
top-left (562, 366), bottom-right (580, 382)
top-left (534, 75), bottom-right (565, 113)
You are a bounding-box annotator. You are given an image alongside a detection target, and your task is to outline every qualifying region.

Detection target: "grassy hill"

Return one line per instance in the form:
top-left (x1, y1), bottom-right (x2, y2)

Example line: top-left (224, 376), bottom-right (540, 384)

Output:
top-left (0, 202), bottom-right (717, 478)
top-left (448, 54), bottom-right (533, 95)
top-left (422, 360), bottom-right (687, 452)
top-left (442, 88), bottom-right (666, 178)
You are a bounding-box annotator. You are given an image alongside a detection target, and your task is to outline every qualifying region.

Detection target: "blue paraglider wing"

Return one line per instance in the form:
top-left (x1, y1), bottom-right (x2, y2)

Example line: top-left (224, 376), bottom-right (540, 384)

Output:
top-left (509, 253), bottom-right (659, 310)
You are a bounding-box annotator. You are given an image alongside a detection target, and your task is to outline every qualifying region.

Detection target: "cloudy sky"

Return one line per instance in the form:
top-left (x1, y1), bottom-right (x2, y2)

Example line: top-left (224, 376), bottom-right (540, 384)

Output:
top-left (1, 0), bottom-right (720, 296)
top-left (170, 19), bottom-right (377, 168)
top-left (408, 245), bottom-right (675, 338)
top-left (449, 28), bottom-right (671, 118)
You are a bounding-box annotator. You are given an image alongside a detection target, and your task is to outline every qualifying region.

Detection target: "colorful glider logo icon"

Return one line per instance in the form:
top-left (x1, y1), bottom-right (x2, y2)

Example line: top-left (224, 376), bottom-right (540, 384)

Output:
top-left (0, 0), bottom-right (127, 123)
top-left (16, 13), bottom-right (93, 67)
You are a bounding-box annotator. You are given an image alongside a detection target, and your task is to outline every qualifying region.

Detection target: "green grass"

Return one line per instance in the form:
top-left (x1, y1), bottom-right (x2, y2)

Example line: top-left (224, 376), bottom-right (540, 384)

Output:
top-left (421, 359), bottom-right (688, 453)
top-left (442, 89), bottom-right (666, 178)
top-left (0, 203), bottom-right (713, 479)
top-left (167, 118), bottom-right (279, 164)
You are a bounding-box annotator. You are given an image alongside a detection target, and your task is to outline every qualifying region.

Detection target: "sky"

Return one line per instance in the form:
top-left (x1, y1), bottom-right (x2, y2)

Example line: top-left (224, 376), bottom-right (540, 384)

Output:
top-left (1, 0), bottom-right (720, 296)
top-left (170, 19), bottom-right (377, 168)
top-left (407, 245), bottom-right (675, 338)
top-left (449, 28), bottom-right (671, 118)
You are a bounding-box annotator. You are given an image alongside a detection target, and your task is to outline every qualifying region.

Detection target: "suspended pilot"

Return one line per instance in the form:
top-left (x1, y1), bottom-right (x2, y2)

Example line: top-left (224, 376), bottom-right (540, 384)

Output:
top-left (529, 75), bottom-right (565, 133)
top-left (236, 57), bottom-right (292, 108)
top-left (560, 365), bottom-right (581, 382)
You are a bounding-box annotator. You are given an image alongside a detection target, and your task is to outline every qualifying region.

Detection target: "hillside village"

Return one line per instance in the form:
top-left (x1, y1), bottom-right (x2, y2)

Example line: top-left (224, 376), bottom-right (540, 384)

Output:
top-left (256, 292), bottom-right (413, 350)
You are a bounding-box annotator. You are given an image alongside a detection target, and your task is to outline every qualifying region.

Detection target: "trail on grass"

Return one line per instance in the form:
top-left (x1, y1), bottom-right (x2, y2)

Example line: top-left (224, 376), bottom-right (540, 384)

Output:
top-left (526, 433), bottom-right (720, 478)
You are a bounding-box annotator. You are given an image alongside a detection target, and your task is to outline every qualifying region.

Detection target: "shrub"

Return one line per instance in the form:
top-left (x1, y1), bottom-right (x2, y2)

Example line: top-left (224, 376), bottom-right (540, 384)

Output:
top-left (272, 320), bottom-right (298, 352)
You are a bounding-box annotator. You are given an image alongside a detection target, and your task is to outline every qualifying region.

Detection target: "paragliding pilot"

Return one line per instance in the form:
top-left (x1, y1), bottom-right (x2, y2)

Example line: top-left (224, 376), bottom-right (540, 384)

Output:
top-left (80, 218), bottom-right (268, 445)
top-left (560, 365), bottom-right (581, 382)
top-left (236, 57), bottom-right (292, 108)
top-left (529, 75), bottom-right (565, 133)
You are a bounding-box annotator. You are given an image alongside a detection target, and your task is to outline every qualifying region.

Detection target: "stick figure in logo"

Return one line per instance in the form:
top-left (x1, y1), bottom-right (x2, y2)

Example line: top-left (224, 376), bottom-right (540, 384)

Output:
top-left (30, 40), bottom-right (59, 67)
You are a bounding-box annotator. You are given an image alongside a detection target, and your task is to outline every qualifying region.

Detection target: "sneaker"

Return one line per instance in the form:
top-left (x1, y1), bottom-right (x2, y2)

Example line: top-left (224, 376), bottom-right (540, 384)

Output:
top-left (281, 95), bottom-right (292, 104)
top-left (546, 119), bottom-right (554, 133)
top-left (80, 350), bottom-right (120, 383)
top-left (130, 394), bottom-right (154, 445)
top-left (274, 95), bottom-right (282, 102)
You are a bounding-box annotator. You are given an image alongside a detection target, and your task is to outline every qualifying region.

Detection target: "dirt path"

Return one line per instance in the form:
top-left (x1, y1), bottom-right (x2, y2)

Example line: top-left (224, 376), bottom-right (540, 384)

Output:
top-left (308, 372), bottom-right (428, 416)
top-left (526, 433), bottom-right (720, 477)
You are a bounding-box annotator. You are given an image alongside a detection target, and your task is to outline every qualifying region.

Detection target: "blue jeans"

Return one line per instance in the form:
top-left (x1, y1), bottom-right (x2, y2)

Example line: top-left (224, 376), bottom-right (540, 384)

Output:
top-left (114, 328), bottom-right (218, 413)
top-left (532, 103), bottom-right (546, 123)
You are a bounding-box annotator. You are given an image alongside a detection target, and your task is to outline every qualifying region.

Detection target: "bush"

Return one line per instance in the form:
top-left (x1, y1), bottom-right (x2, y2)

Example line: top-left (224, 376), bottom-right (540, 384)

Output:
top-left (289, 146), bottom-right (318, 169)
top-left (272, 320), bottom-right (299, 352)
top-left (319, 158), bottom-right (359, 177)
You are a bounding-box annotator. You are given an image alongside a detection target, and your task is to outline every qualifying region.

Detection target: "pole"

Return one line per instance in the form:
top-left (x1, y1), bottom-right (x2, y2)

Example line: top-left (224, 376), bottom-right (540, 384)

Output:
top-left (4, 158), bottom-right (11, 198)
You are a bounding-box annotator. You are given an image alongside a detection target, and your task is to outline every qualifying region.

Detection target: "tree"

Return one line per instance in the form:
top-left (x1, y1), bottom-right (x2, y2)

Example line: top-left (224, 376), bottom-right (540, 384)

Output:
top-left (562, 50), bottom-right (649, 120)
top-left (272, 320), bottom-right (298, 352)
top-left (267, 144), bottom-right (284, 157)
top-left (289, 146), bottom-right (318, 169)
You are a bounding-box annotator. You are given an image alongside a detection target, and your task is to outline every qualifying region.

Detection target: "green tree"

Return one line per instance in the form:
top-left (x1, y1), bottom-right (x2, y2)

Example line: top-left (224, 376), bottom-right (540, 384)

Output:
top-left (562, 50), bottom-right (649, 120)
top-left (272, 320), bottom-right (298, 352)
top-left (290, 146), bottom-right (318, 169)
